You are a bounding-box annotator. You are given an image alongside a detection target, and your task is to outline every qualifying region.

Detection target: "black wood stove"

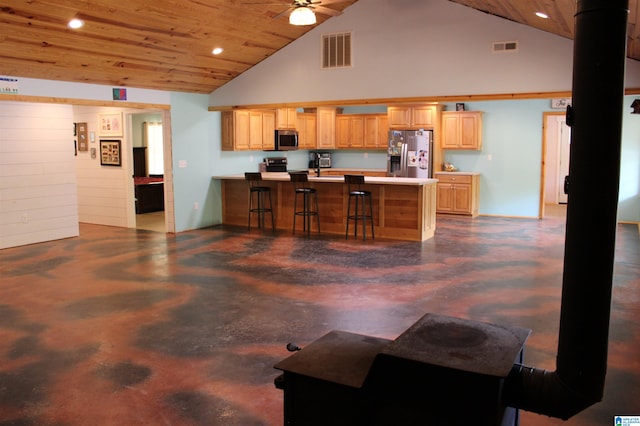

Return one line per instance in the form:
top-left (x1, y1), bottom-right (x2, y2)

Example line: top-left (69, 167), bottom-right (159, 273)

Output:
top-left (274, 314), bottom-right (529, 426)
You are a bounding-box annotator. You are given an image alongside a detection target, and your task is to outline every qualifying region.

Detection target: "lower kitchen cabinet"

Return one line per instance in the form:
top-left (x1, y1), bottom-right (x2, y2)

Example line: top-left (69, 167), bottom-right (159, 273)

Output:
top-left (434, 172), bottom-right (479, 216)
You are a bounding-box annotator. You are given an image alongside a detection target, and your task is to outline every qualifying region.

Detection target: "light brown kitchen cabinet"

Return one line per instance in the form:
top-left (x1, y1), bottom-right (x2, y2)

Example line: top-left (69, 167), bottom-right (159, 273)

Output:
top-left (222, 110), bottom-right (249, 151)
top-left (364, 115), bottom-right (389, 149)
top-left (434, 172), bottom-right (480, 216)
top-left (221, 110), bottom-right (275, 151)
top-left (221, 110), bottom-right (234, 151)
top-left (336, 115), bottom-right (365, 149)
top-left (262, 110), bottom-right (275, 150)
top-left (249, 111), bottom-right (263, 150)
top-left (276, 108), bottom-right (298, 130)
top-left (316, 107), bottom-right (336, 149)
top-left (297, 113), bottom-right (317, 149)
top-left (334, 114), bottom-right (388, 150)
top-left (441, 111), bottom-right (483, 150)
top-left (388, 104), bottom-right (439, 129)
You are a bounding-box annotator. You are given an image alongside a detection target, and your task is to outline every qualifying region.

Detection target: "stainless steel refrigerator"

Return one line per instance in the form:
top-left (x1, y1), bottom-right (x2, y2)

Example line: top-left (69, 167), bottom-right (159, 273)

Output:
top-left (387, 129), bottom-right (433, 178)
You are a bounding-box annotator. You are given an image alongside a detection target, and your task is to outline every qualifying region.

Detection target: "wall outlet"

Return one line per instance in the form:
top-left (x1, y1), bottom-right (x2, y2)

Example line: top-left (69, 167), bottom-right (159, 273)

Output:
top-left (363, 152), bottom-right (369, 159)
top-left (179, 160), bottom-right (187, 168)
top-left (194, 202), bottom-right (199, 210)
top-left (21, 213), bottom-right (29, 223)
top-left (487, 154), bottom-right (493, 161)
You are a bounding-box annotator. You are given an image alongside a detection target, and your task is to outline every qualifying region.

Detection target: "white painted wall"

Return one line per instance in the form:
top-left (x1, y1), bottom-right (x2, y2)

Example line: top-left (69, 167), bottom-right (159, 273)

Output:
top-left (14, 77), bottom-right (170, 105)
top-left (73, 105), bottom-right (137, 228)
top-left (0, 102), bottom-right (79, 249)
top-left (210, 0), bottom-right (640, 106)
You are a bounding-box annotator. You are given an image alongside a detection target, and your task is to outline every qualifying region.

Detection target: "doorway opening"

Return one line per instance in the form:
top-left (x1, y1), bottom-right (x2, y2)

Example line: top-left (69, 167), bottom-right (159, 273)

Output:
top-left (540, 111), bottom-right (570, 219)
top-left (131, 111), bottom-right (167, 233)
top-left (127, 110), bottom-right (175, 233)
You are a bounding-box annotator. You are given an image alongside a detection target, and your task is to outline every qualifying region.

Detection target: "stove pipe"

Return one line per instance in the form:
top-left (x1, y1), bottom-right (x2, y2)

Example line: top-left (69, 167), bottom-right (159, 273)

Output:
top-left (504, 0), bottom-right (629, 419)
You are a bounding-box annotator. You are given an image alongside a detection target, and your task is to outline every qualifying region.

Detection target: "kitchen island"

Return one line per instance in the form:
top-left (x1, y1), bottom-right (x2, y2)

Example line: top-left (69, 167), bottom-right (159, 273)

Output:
top-left (213, 172), bottom-right (438, 241)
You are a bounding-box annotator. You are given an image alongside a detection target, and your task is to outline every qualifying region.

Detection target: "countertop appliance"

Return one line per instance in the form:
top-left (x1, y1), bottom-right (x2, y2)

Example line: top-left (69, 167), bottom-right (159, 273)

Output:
top-left (265, 157), bottom-right (288, 172)
top-left (387, 129), bottom-right (433, 178)
top-left (309, 152), bottom-right (332, 168)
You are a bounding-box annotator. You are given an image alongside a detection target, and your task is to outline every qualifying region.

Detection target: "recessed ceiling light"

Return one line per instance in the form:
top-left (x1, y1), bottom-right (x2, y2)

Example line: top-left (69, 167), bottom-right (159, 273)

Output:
top-left (68, 18), bottom-right (84, 29)
top-left (535, 12), bottom-right (549, 19)
top-left (212, 47), bottom-right (224, 55)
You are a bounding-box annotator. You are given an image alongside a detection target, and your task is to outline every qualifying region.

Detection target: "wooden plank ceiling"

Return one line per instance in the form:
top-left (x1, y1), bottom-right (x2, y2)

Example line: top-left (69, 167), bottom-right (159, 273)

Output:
top-left (0, 0), bottom-right (638, 95)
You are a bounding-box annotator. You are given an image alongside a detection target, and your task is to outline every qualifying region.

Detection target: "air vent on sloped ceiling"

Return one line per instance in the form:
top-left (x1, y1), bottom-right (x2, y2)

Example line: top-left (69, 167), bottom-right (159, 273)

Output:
top-left (322, 32), bottom-right (352, 69)
top-left (492, 40), bottom-right (519, 53)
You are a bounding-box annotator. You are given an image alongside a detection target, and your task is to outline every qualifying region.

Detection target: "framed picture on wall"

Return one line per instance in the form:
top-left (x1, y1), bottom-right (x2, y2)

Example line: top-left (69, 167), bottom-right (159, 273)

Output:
top-left (100, 139), bottom-right (121, 166)
top-left (98, 112), bottom-right (123, 137)
top-left (76, 122), bottom-right (88, 151)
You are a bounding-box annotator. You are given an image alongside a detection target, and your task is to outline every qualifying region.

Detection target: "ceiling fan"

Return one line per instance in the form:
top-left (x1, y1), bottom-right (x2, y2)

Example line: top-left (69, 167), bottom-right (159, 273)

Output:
top-left (246, 0), bottom-right (349, 25)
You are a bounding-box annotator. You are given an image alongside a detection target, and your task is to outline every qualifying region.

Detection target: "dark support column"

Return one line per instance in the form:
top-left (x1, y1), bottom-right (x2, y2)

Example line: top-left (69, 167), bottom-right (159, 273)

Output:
top-left (504, 0), bottom-right (629, 419)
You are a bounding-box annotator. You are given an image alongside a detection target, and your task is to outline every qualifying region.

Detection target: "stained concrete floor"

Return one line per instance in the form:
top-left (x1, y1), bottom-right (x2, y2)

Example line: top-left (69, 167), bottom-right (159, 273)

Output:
top-left (0, 214), bottom-right (638, 425)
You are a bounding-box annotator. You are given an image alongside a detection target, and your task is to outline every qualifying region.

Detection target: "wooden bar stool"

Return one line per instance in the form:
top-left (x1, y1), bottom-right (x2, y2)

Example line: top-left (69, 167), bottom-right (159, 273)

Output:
top-left (289, 171), bottom-right (320, 235)
top-left (245, 172), bottom-right (274, 231)
top-left (345, 174), bottom-right (374, 240)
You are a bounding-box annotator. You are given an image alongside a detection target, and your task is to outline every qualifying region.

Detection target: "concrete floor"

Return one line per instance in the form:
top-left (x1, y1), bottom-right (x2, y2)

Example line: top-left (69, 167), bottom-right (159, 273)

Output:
top-left (0, 213), bottom-right (638, 425)
top-left (135, 211), bottom-right (166, 233)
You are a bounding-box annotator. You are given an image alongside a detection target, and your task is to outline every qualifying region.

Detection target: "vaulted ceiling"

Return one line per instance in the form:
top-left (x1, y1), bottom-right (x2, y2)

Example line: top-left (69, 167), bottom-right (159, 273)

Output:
top-left (0, 0), bottom-right (638, 95)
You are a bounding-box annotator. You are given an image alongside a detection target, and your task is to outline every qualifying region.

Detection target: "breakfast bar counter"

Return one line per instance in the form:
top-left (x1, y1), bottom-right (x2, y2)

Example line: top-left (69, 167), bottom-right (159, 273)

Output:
top-left (213, 173), bottom-right (438, 241)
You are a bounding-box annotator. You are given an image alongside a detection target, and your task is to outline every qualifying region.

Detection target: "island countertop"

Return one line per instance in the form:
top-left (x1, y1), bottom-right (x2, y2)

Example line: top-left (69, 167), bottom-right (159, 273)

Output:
top-left (213, 172), bottom-right (439, 186)
top-left (213, 173), bottom-right (438, 241)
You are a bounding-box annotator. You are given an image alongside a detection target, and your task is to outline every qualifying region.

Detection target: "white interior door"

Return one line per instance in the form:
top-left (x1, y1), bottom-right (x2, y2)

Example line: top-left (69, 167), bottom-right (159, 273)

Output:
top-left (557, 120), bottom-right (571, 203)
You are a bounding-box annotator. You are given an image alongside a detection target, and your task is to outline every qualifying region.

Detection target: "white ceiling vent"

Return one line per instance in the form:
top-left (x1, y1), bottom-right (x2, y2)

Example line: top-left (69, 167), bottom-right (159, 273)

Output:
top-left (322, 32), bottom-right (352, 69)
top-left (492, 41), bottom-right (519, 53)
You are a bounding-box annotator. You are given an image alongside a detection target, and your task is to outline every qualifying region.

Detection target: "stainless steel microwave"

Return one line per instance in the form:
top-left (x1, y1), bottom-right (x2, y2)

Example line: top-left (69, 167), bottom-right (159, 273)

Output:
top-left (275, 130), bottom-right (298, 151)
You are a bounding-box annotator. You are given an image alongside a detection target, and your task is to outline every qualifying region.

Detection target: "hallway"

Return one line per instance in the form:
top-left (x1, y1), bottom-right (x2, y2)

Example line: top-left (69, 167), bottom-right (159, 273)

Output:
top-left (1, 215), bottom-right (638, 425)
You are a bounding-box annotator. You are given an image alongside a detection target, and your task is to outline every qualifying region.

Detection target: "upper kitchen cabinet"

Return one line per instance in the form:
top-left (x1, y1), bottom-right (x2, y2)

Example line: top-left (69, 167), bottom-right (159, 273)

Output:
top-left (364, 114), bottom-right (389, 149)
top-left (276, 108), bottom-right (298, 130)
top-left (297, 112), bottom-right (317, 149)
top-left (221, 110), bottom-right (275, 151)
top-left (335, 113), bottom-right (388, 150)
top-left (261, 110), bottom-right (276, 151)
top-left (336, 115), bottom-right (365, 149)
top-left (441, 111), bottom-right (483, 150)
top-left (388, 104), bottom-right (440, 129)
top-left (221, 110), bottom-right (249, 151)
top-left (316, 107), bottom-right (337, 149)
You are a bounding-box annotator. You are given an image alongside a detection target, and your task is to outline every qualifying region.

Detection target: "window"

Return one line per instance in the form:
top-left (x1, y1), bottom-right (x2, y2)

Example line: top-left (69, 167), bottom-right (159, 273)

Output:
top-left (144, 122), bottom-right (164, 175)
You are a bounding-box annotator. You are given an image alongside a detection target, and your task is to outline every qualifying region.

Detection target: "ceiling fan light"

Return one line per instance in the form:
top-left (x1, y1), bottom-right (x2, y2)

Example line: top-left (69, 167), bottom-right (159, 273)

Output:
top-left (289, 7), bottom-right (316, 26)
top-left (68, 18), bottom-right (84, 29)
